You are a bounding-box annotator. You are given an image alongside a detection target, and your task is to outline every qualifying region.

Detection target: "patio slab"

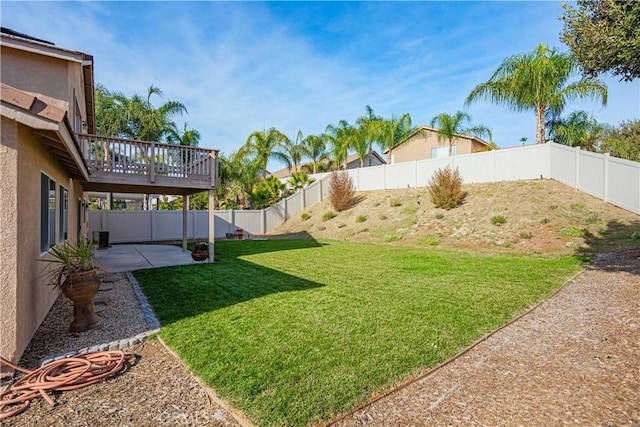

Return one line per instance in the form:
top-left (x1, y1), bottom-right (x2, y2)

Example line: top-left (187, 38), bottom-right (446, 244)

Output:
top-left (93, 244), bottom-right (197, 273)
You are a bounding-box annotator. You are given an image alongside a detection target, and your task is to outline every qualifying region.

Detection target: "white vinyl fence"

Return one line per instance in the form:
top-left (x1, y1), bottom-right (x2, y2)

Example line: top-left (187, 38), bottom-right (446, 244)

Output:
top-left (89, 142), bottom-right (639, 243)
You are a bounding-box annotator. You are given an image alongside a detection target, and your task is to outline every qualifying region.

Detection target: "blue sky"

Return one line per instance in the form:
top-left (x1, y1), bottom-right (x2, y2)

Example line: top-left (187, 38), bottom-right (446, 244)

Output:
top-left (3, 1), bottom-right (639, 171)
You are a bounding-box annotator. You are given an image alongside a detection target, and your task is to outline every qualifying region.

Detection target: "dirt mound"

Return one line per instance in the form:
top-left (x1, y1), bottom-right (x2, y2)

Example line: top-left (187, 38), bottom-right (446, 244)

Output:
top-left (269, 179), bottom-right (640, 255)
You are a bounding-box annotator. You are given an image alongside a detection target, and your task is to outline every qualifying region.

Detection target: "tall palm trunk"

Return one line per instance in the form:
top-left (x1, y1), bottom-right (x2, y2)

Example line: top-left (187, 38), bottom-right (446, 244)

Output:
top-left (536, 105), bottom-right (546, 144)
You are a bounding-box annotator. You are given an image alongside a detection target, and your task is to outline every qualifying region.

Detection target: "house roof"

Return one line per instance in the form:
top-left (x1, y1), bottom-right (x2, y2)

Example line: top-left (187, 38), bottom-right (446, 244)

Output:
top-left (1, 28), bottom-right (96, 134)
top-left (269, 151), bottom-right (386, 180)
top-left (1, 83), bottom-right (89, 180)
top-left (384, 125), bottom-right (490, 154)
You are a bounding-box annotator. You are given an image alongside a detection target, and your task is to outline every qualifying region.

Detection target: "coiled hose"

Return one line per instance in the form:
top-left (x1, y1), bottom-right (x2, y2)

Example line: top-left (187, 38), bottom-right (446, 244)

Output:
top-left (0, 350), bottom-right (134, 419)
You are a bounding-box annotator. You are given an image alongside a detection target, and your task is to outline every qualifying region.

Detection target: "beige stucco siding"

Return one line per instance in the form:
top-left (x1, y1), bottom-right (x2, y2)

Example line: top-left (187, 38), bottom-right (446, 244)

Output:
top-left (1, 47), bottom-right (69, 103)
top-left (390, 129), bottom-right (482, 163)
top-left (1, 119), bottom-right (84, 363)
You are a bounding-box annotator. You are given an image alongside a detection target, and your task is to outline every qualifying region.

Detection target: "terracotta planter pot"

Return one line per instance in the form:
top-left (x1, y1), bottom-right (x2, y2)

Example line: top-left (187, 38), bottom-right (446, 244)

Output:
top-left (61, 270), bottom-right (102, 332)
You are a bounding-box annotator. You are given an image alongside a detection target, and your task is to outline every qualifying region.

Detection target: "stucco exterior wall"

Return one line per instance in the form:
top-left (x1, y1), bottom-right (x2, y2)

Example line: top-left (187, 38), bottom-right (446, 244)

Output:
top-left (1, 47), bottom-right (69, 102)
top-left (1, 117), bottom-right (20, 366)
top-left (0, 120), bottom-right (85, 363)
top-left (390, 129), bottom-right (480, 163)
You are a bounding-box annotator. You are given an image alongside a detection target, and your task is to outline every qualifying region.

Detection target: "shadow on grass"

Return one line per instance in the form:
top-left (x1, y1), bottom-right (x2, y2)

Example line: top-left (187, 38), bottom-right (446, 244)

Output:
top-left (133, 236), bottom-right (327, 326)
top-left (577, 219), bottom-right (640, 275)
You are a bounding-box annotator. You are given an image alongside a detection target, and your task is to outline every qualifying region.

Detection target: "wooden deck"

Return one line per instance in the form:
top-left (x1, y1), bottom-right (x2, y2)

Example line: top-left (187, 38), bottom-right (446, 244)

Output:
top-left (77, 134), bottom-right (218, 194)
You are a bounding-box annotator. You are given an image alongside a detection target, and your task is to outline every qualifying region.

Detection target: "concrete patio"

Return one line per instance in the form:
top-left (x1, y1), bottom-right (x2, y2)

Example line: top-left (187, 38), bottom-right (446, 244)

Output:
top-left (93, 244), bottom-right (199, 273)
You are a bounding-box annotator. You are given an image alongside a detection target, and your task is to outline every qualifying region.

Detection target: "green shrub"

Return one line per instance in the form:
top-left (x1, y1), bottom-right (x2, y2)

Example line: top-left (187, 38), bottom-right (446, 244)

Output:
top-left (338, 223), bottom-right (346, 228)
top-left (561, 226), bottom-right (591, 238)
top-left (322, 211), bottom-right (336, 221)
top-left (328, 171), bottom-right (355, 212)
top-left (301, 212), bottom-right (310, 221)
top-left (519, 231), bottom-right (533, 239)
top-left (355, 215), bottom-right (367, 223)
top-left (379, 214), bottom-right (387, 220)
top-left (383, 233), bottom-right (402, 242)
top-left (428, 166), bottom-right (465, 210)
top-left (390, 199), bottom-right (402, 207)
top-left (490, 215), bottom-right (507, 226)
top-left (435, 213), bottom-right (445, 220)
top-left (317, 226), bottom-right (326, 231)
top-left (401, 205), bottom-right (419, 215)
top-left (539, 218), bottom-right (550, 224)
top-left (417, 234), bottom-right (441, 246)
top-left (585, 212), bottom-right (600, 224)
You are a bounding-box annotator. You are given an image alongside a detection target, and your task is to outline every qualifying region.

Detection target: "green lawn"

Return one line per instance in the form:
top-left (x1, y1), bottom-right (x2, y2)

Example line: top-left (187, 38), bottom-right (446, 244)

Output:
top-left (134, 239), bottom-right (583, 426)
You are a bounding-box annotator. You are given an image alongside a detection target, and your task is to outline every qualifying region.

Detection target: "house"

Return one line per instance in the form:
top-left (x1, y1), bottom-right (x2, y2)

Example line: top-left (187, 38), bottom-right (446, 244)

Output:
top-left (270, 150), bottom-right (386, 180)
top-left (0, 28), bottom-right (218, 365)
top-left (384, 125), bottom-right (491, 164)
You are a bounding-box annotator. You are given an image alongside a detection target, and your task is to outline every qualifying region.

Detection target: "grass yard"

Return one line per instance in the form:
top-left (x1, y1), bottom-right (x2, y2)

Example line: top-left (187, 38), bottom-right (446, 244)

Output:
top-left (134, 239), bottom-right (584, 426)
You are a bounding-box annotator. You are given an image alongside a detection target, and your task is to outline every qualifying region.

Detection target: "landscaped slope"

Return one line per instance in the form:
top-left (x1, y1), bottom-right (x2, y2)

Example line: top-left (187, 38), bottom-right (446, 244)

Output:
top-left (270, 179), bottom-right (640, 255)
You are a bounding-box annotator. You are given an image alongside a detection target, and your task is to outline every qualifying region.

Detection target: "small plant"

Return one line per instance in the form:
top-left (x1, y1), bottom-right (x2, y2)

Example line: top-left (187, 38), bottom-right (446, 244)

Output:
top-left (630, 231), bottom-right (640, 240)
top-left (519, 231), bottom-right (533, 239)
top-left (317, 226), bottom-right (326, 231)
top-left (417, 234), bottom-right (441, 246)
top-left (491, 215), bottom-right (507, 226)
top-left (338, 223), bottom-right (346, 228)
top-left (383, 233), bottom-right (402, 242)
top-left (379, 214), bottom-right (387, 220)
top-left (322, 211), bottom-right (336, 221)
top-left (549, 205), bottom-right (558, 210)
top-left (428, 165), bottom-right (465, 210)
top-left (539, 218), bottom-right (550, 224)
top-left (435, 213), bottom-right (445, 219)
top-left (328, 171), bottom-right (355, 212)
top-left (373, 202), bottom-right (380, 207)
top-left (585, 212), bottom-right (600, 224)
top-left (390, 199), bottom-right (402, 207)
top-left (401, 205), bottom-right (419, 215)
top-left (192, 242), bottom-right (209, 252)
top-left (561, 226), bottom-right (592, 238)
top-left (301, 212), bottom-right (310, 221)
top-left (355, 215), bottom-right (367, 223)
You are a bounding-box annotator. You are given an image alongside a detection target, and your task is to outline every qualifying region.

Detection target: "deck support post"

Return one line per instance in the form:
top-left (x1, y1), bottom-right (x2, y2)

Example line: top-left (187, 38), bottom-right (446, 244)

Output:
top-left (182, 195), bottom-right (189, 251)
top-left (208, 190), bottom-right (215, 262)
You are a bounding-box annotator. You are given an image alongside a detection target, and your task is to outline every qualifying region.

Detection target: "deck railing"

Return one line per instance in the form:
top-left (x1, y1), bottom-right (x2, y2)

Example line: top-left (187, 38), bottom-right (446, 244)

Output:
top-left (77, 134), bottom-right (218, 186)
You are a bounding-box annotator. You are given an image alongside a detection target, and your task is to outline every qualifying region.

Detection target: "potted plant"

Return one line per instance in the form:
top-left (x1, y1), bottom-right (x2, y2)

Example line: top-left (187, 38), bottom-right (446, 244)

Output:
top-left (191, 242), bottom-right (209, 261)
top-left (41, 239), bottom-right (102, 332)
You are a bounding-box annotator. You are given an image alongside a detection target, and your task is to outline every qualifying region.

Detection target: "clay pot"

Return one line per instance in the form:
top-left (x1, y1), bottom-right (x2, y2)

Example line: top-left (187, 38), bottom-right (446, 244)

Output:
top-left (61, 270), bottom-right (103, 332)
top-left (191, 251), bottom-right (208, 261)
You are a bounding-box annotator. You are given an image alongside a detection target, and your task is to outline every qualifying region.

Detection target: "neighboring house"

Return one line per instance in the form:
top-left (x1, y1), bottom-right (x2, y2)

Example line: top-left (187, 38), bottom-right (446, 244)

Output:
top-left (0, 29), bottom-right (218, 365)
top-left (384, 125), bottom-right (491, 163)
top-left (270, 151), bottom-right (386, 180)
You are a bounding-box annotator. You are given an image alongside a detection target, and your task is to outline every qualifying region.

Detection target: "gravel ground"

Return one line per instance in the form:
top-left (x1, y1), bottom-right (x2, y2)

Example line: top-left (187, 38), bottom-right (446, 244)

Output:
top-left (4, 248), bottom-right (639, 426)
top-left (331, 246), bottom-right (640, 426)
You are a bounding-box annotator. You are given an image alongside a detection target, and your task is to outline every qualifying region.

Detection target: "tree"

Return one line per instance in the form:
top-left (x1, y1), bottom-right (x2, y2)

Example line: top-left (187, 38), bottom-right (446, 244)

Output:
top-left (600, 120), bottom-right (640, 161)
top-left (547, 110), bottom-right (609, 151)
top-left (465, 43), bottom-right (608, 144)
top-left (560, 0), bottom-right (640, 81)
top-left (214, 152), bottom-right (258, 209)
top-left (430, 111), bottom-right (492, 156)
top-left (240, 128), bottom-right (289, 178)
top-left (281, 130), bottom-right (306, 174)
top-left (325, 120), bottom-right (355, 170)
top-left (94, 84), bottom-right (187, 142)
top-left (379, 113), bottom-right (413, 163)
top-left (299, 133), bottom-right (329, 174)
top-left (166, 122), bottom-right (201, 147)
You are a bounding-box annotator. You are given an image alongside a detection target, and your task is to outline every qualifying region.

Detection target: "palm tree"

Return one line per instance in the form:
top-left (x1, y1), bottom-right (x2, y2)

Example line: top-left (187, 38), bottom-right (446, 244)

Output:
top-left (379, 113), bottom-right (413, 163)
top-left (166, 122), bottom-right (200, 147)
top-left (548, 110), bottom-right (609, 151)
top-left (281, 130), bottom-right (306, 174)
top-left (300, 133), bottom-right (329, 174)
top-left (355, 105), bottom-right (384, 159)
top-left (465, 43), bottom-right (607, 144)
top-left (240, 127), bottom-right (289, 178)
top-left (325, 120), bottom-right (355, 170)
top-left (430, 111), bottom-right (492, 156)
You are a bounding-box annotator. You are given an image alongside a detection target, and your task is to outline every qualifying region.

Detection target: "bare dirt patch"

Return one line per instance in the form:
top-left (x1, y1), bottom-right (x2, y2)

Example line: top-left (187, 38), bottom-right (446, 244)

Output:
top-left (270, 179), bottom-right (640, 255)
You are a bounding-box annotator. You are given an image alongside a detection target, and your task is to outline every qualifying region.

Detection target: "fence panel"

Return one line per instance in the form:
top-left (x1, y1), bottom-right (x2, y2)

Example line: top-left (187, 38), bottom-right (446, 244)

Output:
top-left (452, 151), bottom-right (494, 183)
top-left (357, 166), bottom-right (385, 191)
top-left (286, 191), bottom-right (303, 217)
top-left (550, 144), bottom-right (577, 187)
top-left (494, 144), bottom-right (550, 182)
top-left (607, 157), bottom-right (640, 214)
top-left (577, 151), bottom-right (605, 199)
top-left (234, 210), bottom-right (264, 235)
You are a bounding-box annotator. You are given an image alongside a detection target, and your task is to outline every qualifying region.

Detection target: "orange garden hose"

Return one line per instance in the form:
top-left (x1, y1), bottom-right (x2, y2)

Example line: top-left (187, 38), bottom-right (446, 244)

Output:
top-left (0, 350), bottom-right (134, 419)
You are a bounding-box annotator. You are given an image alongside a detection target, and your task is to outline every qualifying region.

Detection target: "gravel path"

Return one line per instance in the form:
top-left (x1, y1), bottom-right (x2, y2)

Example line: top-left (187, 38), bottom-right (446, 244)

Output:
top-left (5, 248), bottom-right (639, 426)
top-left (331, 247), bottom-right (640, 426)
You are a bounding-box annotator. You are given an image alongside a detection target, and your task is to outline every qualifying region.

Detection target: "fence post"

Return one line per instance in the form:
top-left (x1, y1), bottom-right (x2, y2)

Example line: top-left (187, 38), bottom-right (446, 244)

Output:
top-left (283, 197), bottom-right (288, 220)
top-left (603, 153), bottom-right (610, 203)
top-left (414, 160), bottom-right (418, 188)
top-left (229, 209), bottom-right (234, 233)
top-left (575, 146), bottom-right (580, 190)
top-left (319, 178), bottom-right (323, 201)
top-left (261, 209), bottom-right (266, 235)
top-left (302, 186), bottom-right (306, 211)
top-left (383, 164), bottom-right (387, 190)
top-left (150, 142), bottom-right (155, 183)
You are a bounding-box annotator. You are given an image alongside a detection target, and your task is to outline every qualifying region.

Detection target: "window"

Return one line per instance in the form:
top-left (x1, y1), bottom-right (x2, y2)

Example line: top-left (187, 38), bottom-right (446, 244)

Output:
top-left (431, 144), bottom-right (456, 159)
top-left (40, 173), bottom-right (56, 252)
top-left (59, 186), bottom-right (68, 242)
